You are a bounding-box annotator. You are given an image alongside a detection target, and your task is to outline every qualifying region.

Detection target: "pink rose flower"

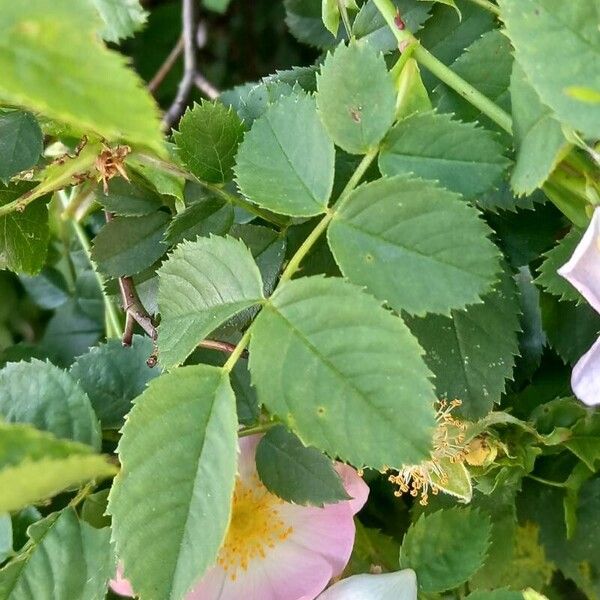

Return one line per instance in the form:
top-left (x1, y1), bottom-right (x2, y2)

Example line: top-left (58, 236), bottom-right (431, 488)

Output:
top-left (558, 208), bottom-right (600, 406)
top-left (111, 434), bottom-right (369, 600)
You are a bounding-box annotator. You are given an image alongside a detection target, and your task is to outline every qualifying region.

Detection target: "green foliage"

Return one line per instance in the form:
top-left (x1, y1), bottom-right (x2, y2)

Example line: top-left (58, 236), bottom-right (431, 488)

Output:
top-left (328, 176), bottom-right (500, 315)
top-left (249, 276), bottom-right (437, 468)
top-left (0, 0), bottom-right (164, 154)
top-left (96, 178), bottom-right (164, 216)
top-left (466, 591), bottom-right (524, 600)
top-left (108, 365), bottom-right (238, 600)
top-left (0, 111), bottom-right (43, 182)
top-left (0, 184), bottom-right (49, 275)
top-left (0, 508), bottom-right (114, 599)
top-left (255, 425), bottom-right (348, 506)
top-left (235, 93), bottom-right (335, 216)
top-left (174, 101), bottom-right (244, 184)
top-left (499, 0), bottom-right (600, 138)
top-left (0, 423), bottom-right (116, 513)
top-left (317, 41), bottom-right (396, 154)
top-left (407, 269), bottom-right (521, 418)
top-left (0, 359), bottom-right (101, 448)
top-left (69, 336), bottom-right (159, 429)
top-left (157, 235), bottom-right (264, 368)
top-left (378, 112), bottom-right (510, 199)
top-left (91, 0), bottom-right (148, 43)
top-left (400, 507), bottom-right (491, 592)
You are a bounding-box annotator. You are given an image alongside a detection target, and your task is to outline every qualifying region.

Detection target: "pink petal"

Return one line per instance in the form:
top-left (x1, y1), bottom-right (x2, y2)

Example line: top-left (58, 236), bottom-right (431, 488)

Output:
top-left (558, 208), bottom-right (600, 314)
top-left (572, 335), bottom-right (600, 406)
top-left (187, 543), bottom-right (334, 600)
top-left (334, 463), bottom-right (369, 515)
top-left (316, 569), bottom-right (418, 600)
top-left (110, 565), bottom-right (135, 597)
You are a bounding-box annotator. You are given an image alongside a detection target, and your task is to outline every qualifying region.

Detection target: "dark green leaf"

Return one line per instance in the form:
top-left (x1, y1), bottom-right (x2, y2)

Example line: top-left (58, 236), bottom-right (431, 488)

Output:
top-left (466, 590), bottom-right (524, 600)
top-left (256, 425), bottom-right (348, 506)
top-left (174, 101), bottom-right (244, 184)
top-left (95, 178), bottom-right (164, 216)
top-left (0, 111), bottom-right (43, 181)
top-left (91, 211), bottom-right (169, 277)
top-left (284, 0), bottom-right (342, 48)
top-left (399, 507), bottom-right (491, 592)
top-left (0, 359), bottom-right (101, 448)
top-left (81, 489), bottom-right (111, 529)
top-left (69, 336), bottom-right (159, 429)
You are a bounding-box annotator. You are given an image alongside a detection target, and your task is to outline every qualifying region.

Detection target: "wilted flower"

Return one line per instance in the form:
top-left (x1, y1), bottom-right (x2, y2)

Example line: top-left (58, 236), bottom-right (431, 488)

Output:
top-left (311, 568), bottom-right (418, 600)
top-left (112, 434), bottom-right (369, 600)
top-left (558, 208), bottom-right (600, 406)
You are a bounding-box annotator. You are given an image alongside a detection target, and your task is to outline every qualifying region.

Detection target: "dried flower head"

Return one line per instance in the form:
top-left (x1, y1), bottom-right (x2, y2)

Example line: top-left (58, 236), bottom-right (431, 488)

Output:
top-left (95, 143), bottom-right (131, 193)
top-left (387, 400), bottom-right (468, 505)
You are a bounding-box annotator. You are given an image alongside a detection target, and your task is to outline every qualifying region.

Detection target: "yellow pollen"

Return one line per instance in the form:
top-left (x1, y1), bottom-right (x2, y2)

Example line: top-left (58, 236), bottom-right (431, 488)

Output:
top-left (388, 399), bottom-right (468, 505)
top-left (218, 475), bottom-right (293, 580)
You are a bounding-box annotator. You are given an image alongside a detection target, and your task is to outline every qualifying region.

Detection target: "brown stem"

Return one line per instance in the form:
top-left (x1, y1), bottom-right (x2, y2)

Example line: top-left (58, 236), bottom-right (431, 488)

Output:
top-left (198, 339), bottom-right (248, 358)
top-left (148, 36), bottom-right (184, 94)
top-left (194, 72), bottom-right (219, 100)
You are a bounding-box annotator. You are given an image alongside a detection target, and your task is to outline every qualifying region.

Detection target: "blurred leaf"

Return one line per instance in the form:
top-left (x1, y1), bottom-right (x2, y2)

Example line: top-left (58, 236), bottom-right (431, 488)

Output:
top-left (256, 425), bottom-right (348, 505)
top-left (0, 111), bottom-right (43, 182)
top-left (284, 0), bottom-right (342, 48)
top-left (346, 521), bottom-right (400, 574)
top-left (0, 514), bottom-right (12, 563)
top-left (399, 507), bottom-right (491, 592)
top-left (563, 411), bottom-right (600, 471)
top-left (91, 0), bottom-right (148, 43)
top-left (109, 365), bottom-right (237, 600)
top-left (82, 489), bottom-right (111, 530)
top-left (19, 267), bottom-right (69, 310)
top-left (0, 359), bottom-right (100, 449)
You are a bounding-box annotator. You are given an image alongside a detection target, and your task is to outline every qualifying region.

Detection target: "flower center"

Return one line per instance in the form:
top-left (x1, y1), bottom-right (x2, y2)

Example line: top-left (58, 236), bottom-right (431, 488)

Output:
top-left (217, 475), bottom-right (293, 580)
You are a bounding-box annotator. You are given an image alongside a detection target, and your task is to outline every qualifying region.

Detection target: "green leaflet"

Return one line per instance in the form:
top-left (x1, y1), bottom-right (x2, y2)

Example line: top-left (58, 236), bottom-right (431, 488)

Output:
top-left (235, 93), bottom-right (335, 217)
top-left (91, 0), bottom-right (148, 43)
top-left (466, 590), bottom-right (524, 600)
top-left (69, 336), bottom-right (160, 429)
top-left (0, 0), bottom-right (164, 155)
top-left (0, 111), bottom-right (43, 182)
top-left (399, 507), bottom-right (491, 592)
top-left (510, 63), bottom-right (569, 195)
top-left (328, 176), bottom-right (500, 315)
top-left (284, 0), bottom-right (342, 49)
top-left (316, 41), bottom-right (396, 154)
top-left (0, 423), bottom-right (116, 513)
top-left (0, 184), bottom-right (49, 275)
top-left (255, 425), bottom-right (348, 506)
top-left (91, 211), bottom-right (170, 278)
top-left (108, 365), bottom-right (238, 600)
top-left (0, 515), bottom-right (11, 564)
top-left (564, 411), bottom-right (600, 471)
top-left (434, 30), bottom-right (513, 134)
top-left (378, 112), bottom-right (510, 199)
top-left (0, 359), bottom-right (101, 449)
top-left (535, 228), bottom-right (583, 303)
top-left (407, 269), bottom-right (521, 419)
top-left (157, 235), bottom-right (264, 368)
top-left (499, 0), bottom-right (600, 138)
top-left (419, 0), bottom-right (461, 19)
top-left (0, 508), bottom-right (114, 600)
top-left (174, 101), bottom-right (245, 184)
top-left (249, 276), bottom-right (437, 469)
top-left (95, 178), bottom-right (164, 216)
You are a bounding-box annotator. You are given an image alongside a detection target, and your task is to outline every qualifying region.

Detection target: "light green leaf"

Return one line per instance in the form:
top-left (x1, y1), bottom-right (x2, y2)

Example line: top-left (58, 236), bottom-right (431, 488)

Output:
top-left (431, 457), bottom-right (472, 502)
top-left (379, 112), bottom-right (510, 199)
top-left (255, 425), bottom-right (349, 506)
top-left (174, 101), bottom-right (245, 184)
top-left (69, 336), bottom-right (160, 429)
top-left (235, 93), bottom-right (335, 217)
top-left (157, 235), bottom-right (264, 368)
top-left (0, 359), bottom-right (100, 449)
top-left (328, 176), bottom-right (500, 315)
top-left (407, 269), bottom-right (521, 419)
top-left (108, 365), bottom-right (238, 600)
top-left (0, 508), bottom-right (114, 600)
top-left (203, 0), bottom-right (232, 13)
top-left (0, 422), bottom-right (116, 513)
top-left (563, 411), bottom-right (600, 471)
top-left (249, 276), bottom-right (437, 469)
top-left (316, 41), bottom-right (396, 154)
top-left (0, 0), bottom-right (164, 155)
top-left (0, 184), bottom-right (49, 275)
top-left (91, 0), bottom-right (148, 43)
top-left (510, 63), bottom-right (569, 195)
top-left (498, 0), bottom-right (600, 138)
top-left (322, 0), bottom-right (340, 36)
top-left (0, 111), bottom-right (43, 182)
top-left (535, 228), bottom-right (583, 303)
top-left (0, 515), bottom-right (12, 563)
top-left (434, 30), bottom-right (513, 133)
top-left (394, 58), bottom-right (432, 120)
top-left (353, 0), bottom-right (431, 53)
top-left (91, 211), bottom-right (169, 277)
top-left (399, 507), bottom-right (491, 592)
